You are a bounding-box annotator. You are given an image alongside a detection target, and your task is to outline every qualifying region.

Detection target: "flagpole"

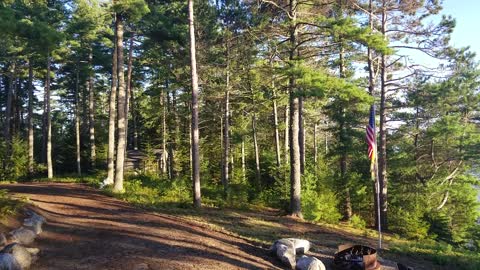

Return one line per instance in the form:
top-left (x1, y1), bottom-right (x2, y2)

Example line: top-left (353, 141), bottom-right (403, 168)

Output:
top-left (375, 148), bottom-right (382, 249)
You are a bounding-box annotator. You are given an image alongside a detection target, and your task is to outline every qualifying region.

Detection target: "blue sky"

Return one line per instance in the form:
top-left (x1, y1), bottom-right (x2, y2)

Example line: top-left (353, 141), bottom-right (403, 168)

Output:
top-left (442, 0), bottom-right (480, 59)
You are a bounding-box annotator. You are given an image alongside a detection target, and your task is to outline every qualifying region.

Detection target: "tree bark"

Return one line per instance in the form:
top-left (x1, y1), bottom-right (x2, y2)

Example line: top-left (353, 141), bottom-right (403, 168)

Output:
top-left (299, 97), bottom-right (305, 174)
top-left (378, 0), bottom-right (388, 230)
top-left (252, 113), bottom-right (261, 188)
top-left (272, 83), bottom-right (281, 167)
top-left (189, 0), bottom-right (201, 208)
top-left (88, 48), bottom-right (96, 170)
top-left (4, 62), bottom-right (14, 151)
top-left (221, 45), bottom-right (230, 194)
top-left (132, 93), bottom-right (139, 150)
top-left (241, 137), bottom-right (246, 183)
top-left (289, 94), bottom-right (302, 218)
top-left (367, 0), bottom-right (380, 230)
top-left (125, 35), bottom-right (134, 151)
top-left (75, 65), bottom-right (82, 176)
top-left (339, 38), bottom-right (352, 221)
top-left (284, 105), bottom-right (289, 165)
top-left (313, 122), bottom-right (317, 164)
top-left (288, 0), bottom-right (302, 218)
top-left (46, 53), bottom-right (53, 179)
top-left (113, 14), bottom-right (126, 193)
top-left (161, 89), bottom-right (167, 174)
top-left (106, 20), bottom-right (118, 185)
top-left (27, 59), bottom-right (34, 175)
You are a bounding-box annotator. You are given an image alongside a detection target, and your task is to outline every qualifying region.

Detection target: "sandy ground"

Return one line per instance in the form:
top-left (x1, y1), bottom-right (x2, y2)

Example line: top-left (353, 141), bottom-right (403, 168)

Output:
top-left (2, 183), bottom-right (284, 270)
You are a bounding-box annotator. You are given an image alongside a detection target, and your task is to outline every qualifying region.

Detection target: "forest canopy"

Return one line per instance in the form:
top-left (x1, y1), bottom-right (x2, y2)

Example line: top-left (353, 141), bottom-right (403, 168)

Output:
top-left (0, 0), bottom-right (479, 249)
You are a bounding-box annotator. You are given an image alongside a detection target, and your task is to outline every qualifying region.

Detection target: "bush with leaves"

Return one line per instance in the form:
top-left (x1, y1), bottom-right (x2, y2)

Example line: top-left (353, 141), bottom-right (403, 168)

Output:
top-left (0, 137), bottom-right (29, 181)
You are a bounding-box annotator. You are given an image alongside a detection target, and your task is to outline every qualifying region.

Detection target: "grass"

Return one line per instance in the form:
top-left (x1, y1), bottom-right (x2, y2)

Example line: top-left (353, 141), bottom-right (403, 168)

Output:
top-left (387, 239), bottom-right (480, 270)
top-left (0, 189), bottom-right (24, 220)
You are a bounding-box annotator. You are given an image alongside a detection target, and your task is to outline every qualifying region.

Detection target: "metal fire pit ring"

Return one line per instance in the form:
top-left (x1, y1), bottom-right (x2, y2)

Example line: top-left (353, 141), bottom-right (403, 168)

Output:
top-left (333, 244), bottom-right (381, 270)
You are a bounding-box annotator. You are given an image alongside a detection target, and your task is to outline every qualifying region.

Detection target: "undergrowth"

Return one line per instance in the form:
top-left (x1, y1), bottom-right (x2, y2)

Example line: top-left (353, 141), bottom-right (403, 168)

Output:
top-left (389, 239), bottom-right (480, 270)
top-left (0, 189), bottom-right (24, 220)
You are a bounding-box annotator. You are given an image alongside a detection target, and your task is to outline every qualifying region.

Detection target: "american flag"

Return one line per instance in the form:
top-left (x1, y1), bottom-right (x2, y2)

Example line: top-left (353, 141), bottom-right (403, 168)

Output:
top-left (366, 105), bottom-right (377, 173)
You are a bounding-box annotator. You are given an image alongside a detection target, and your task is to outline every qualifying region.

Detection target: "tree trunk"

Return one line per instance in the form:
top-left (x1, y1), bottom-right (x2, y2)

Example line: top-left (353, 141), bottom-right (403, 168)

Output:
top-left (4, 62), bottom-right (14, 155)
top-left (252, 113), bottom-right (261, 188)
top-left (288, 0), bottom-right (302, 218)
top-left (284, 105), bottom-right (289, 165)
top-left (299, 97), bottom-right (305, 174)
top-left (189, 0), bottom-right (201, 208)
top-left (106, 21), bottom-right (118, 185)
top-left (27, 60), bottom-right (34, 175)
top-left (367, 0), bottom-right (380, 230)
top-left (339, 39), bottom-right (352, 221)
top-left (125, 35), bottom-right (134, 151)
top-left (161, 89), bottom-right (167, 174)
top-left (273, 84), bottom-right (281, 167)
top-left (132, 94), bottom-right (139, 150)
top-left (171, 90), bottom-right (179, 178)
top-left (75, 65), bottom-right (82, 176)
top-left (88, 48), bottom-right (96, 170)
top-left (289, 94), bottom-right (302, 218)
top-left (313, 122), bottom-right (317, 164)
top-left (113, 14), bottom-right (126, 193)
top-left (46, 53), bottom-right (53, 179)
top-left (241, 137), bottom-right (246, 183)
top-left (379, 0), bottom-right (388, 230)
top-left (221, 45), bottom-right (230, 194)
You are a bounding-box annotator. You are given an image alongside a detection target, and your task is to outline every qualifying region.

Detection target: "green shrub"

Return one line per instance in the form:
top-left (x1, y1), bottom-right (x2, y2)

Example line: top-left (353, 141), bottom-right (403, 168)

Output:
top-left (389, 207), bottom-right (430, 239)
top-left (0, 189), bottom-right (23, 219)
top-left (302, 188), bottom-right (342, 224)
top-left (0, 137), bottom-right (29, 181)
top-left (349, 214), bottom-right (367, 229)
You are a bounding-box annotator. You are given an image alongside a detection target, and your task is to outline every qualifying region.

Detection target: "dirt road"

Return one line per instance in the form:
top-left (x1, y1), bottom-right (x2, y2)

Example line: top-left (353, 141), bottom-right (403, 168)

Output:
top-left (2, 183), bottom-right (282, 270)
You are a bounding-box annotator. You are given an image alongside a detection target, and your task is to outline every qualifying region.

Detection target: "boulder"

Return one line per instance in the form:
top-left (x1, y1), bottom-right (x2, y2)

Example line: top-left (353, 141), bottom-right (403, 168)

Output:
top-left (287, 238), bottom-right (311, 254)
top-left (296, 255), bottom-right (326, 270)
top-left (22, 218), bottom-right (42, 235)
top-left (0, 243), bottom-right (38, 269)
top-left (9, 228), bottom-right (36, 245)
top-left (0, 253), bottom-right (21, 270)
top-left (271, 239), bottom-right (296, 269)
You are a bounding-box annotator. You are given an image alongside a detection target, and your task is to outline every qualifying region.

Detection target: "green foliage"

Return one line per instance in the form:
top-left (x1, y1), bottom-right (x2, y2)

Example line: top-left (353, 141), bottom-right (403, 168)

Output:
top-left (0, 137), bottom-right (29, 181)
top-left (111, 174), bottom-right (191, 209)
top-left (389, 206), bottom-right (430, 240)
top-left (302, 172), bottom-right (342, 224)
top-left (391, 240), bottom-right (480, 270)
top-left (349, 214), bottom-right (366, 230)
top-left (0, 189), bottom-right (23, 219)
top-left (113, 0), bottom-right (150, 22)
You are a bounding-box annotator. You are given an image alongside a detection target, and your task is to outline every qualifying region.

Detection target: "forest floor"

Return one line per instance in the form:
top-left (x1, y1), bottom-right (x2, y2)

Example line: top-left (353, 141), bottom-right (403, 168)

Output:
top-left (0, 182), bottom-right (452, 270)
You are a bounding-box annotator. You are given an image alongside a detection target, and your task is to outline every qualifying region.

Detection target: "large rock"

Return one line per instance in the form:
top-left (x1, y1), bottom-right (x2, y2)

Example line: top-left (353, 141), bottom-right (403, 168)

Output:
top-left (271, 239), bottom-right (296, 269)
top-left (23, 218), bottom-right (42, 235)
top-left (296, 255), bottom-right (326, 270)
top-left (287, 238), bottom-right (311, 254)
top-left (9, 228), bottom-right (36, 245)
top-left (0, 243), bottom-right (38, 269)
top-left (0, 253), bottom-right (21, 270)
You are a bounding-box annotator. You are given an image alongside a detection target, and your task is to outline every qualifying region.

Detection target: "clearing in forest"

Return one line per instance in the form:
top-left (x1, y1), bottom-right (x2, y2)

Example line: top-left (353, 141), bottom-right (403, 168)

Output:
top-left (0, 183), bottom-right (442, 270)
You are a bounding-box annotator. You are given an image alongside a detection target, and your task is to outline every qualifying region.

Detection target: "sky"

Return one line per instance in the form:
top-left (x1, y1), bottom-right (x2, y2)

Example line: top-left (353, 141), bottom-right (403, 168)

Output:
top-left (442, 0), bottom-right (480, 60)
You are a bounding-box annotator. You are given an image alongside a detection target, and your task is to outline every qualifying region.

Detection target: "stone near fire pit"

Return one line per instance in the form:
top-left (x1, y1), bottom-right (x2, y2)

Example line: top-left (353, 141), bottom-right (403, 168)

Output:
top-left (0, 243), bottom-right (38, 269)
top-left (9, 228), bottom-right (36, 246)
top-left (270, 239), bottom-right (297, 269)
top-left (296, 255), bottom-right (326, 270)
